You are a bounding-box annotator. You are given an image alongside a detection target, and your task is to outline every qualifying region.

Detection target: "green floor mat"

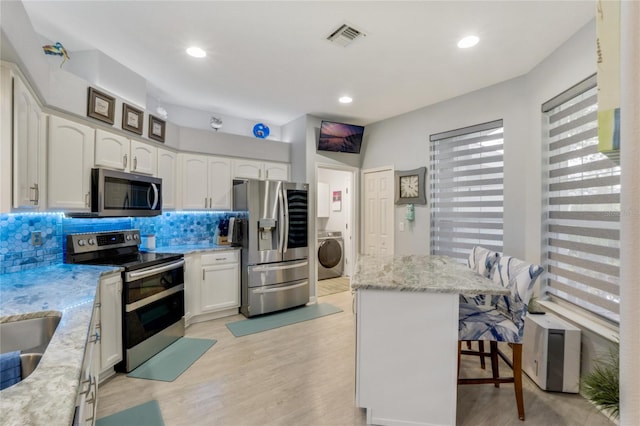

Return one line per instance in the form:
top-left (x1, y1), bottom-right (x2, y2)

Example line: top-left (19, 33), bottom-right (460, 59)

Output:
top-left (96, 400), bottom-right (164, 426)
top-left (126, 337), bottom-right (216, 382)
top-left (225, 303), bottom-right (343, 337)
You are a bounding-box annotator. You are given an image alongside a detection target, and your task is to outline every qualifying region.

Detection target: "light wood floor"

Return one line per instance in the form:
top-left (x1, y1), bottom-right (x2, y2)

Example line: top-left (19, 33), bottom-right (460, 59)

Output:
top-left (317, 276), bottom-right (351, 297)
top-left (96, 290), bottom-right (614, 426)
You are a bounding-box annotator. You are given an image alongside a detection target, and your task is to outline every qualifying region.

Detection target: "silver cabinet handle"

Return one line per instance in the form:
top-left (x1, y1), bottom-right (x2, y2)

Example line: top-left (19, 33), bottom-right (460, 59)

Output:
top-left (134, 156), bottom-right (138, 170)
top-left (85, 192), bottom-right (90, 208)
top-left (205, 197), bottom-right (208, 208)
top-left (29, 183), bottom-right (39, 204)
top-left (209, 197), bottom-right (212, 208)
top-left (123, 153), bottom-right (128, 169)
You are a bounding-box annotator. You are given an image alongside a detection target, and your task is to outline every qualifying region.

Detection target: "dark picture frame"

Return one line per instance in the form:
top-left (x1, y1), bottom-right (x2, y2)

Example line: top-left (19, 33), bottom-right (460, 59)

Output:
top-left (122, 103), bottom-right (144, 135)
top-left (148, 114), bottom-right (166, 143)
top-left (395, 167), bottom-right (427, 205)
top-left (87, 87), bottom-right (115, 125)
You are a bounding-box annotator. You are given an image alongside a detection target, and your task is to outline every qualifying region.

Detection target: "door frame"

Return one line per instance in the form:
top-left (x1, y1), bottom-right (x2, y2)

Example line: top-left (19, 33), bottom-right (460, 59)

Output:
top-left (361, 165), bottom-right (395, 256)
top-left (314, 162), bottom-right (359, 293)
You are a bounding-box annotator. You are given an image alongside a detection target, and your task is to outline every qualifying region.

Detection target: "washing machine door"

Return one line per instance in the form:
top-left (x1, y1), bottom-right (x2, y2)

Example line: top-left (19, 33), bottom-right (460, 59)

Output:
top-left (318, 239), bottom-right (342, 269)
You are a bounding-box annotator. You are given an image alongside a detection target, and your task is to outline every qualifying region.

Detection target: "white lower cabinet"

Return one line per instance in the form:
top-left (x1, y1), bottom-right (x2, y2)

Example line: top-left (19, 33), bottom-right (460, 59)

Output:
top-left (97, 273), bottom-right (123, 379)
top-left (184, 250), bottom-right (240, 326)
top-left (75, 300), bottom-right (100, 426)
top-left (201, 251), bottom-right (240, 313)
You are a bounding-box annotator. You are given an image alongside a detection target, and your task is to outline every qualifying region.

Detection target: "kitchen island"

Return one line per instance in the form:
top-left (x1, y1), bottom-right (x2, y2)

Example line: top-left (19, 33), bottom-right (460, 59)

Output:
top-left (351, 254), bottom-right (509, 426)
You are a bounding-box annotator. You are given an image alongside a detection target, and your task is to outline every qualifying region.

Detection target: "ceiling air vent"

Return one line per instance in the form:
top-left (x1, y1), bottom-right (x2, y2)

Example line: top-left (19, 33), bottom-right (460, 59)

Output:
top-left (327, 23), bottom-right (366, 47)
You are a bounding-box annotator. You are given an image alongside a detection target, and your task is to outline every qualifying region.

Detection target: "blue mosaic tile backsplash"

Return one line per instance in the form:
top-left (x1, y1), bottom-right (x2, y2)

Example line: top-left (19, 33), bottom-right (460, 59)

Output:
top-left (0, 211), bottom-right (235, 274)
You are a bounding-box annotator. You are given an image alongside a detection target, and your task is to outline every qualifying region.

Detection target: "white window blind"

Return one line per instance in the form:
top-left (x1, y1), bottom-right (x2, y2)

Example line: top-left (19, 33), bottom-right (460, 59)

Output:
top-left (542, 75), bottom-right (621, 323)
top-left (430, 120), bottom-right (504, 262)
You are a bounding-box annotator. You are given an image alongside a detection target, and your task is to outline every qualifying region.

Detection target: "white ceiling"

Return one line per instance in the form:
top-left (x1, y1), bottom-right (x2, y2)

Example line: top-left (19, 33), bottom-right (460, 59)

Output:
top-left (22, 1), bottom-right (595, 126)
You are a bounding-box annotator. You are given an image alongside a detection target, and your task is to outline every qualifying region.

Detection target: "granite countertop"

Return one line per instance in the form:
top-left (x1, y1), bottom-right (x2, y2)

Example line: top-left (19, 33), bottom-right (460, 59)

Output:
top-left (149, 243), bottom-right (240, 255)
top-left (0, 264), bottom-right (122, 426)
top-left (351, 254), bottom-right (509, 295)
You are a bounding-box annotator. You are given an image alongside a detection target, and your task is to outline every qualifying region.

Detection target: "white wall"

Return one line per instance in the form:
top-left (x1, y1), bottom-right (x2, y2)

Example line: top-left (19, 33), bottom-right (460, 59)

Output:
top-left (362, 20), bottom-right (596, 260)
top-left (317, 168), bottom-right (351, 234)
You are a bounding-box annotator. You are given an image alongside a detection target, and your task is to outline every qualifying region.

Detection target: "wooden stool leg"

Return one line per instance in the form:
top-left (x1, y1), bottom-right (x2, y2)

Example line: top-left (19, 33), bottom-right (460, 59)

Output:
top-left (490, 341), bottom-right (500, 388)
top-left (512, 343), bottom-right (525, 420)
top-left (478, 340), bottom-right (486, 369)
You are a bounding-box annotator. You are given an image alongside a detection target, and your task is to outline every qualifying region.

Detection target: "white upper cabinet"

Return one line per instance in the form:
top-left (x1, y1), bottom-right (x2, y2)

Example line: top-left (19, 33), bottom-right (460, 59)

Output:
top-left (180, 154), bottom-right (231, 210)
top-left (232, 159), bottom-right (289, 181)
top-left (12, 72), bottom-right (45, 209)
top-left (95, 130), bottom-right (157, 175)
top-left (95, 129), bottom-right (129, 171)
top-left (157, 148), bottom-right (177, 210)
top-left (130, 140), bottom-right (157, 175)
top-left (48, 116), bottom-right (95, 210)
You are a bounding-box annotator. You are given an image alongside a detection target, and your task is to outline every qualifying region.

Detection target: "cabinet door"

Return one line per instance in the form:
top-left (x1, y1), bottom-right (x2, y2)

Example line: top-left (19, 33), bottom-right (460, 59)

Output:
top-left (157, 148), bottom-right (177, 209)
top-left (48, 116), bottom-right (95, 210)
top-left (130, 140), bottom-right (157, 175)
top-left (233, 159), bottom-right (263, 180)
top-left (184, 253), bottom-right (201, 323)
top-left (13, 75), bottom-right (44, 209)
top-left (264, 162), bottom-right (289, 181)
top-left (208, 156), bottom-right (231, 210)
top-left (200, 262), bottom-right (240, 312)
top-left (94, 129), bottom-right (129, 171)
top-left (99, 273), bottom-right (123, 371)
top-left (181, 154), bottom-right (209, 209)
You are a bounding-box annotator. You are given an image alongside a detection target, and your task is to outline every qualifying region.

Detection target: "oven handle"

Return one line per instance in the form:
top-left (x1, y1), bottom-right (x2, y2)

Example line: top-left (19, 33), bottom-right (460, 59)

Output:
top-left (124, 259), bottom-right (185, 282)
top-left (125, 284), bottom-right (184, 312)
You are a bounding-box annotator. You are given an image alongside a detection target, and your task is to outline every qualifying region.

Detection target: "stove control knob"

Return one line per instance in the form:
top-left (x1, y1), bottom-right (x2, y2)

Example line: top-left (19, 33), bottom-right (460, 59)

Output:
top-left (88, 238), bottom-right (95, 245)
top-left (77, 239), bottom-right (85, 246)
top-left (133, 234), bottom-right (139, 240)
top-left (126, 234), bottom-right (132, 241)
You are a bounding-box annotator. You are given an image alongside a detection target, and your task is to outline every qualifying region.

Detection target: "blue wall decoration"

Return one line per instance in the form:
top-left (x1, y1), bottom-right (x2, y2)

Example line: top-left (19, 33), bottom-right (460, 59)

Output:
top-left (252, 123), bottom-right (270, 139)
top-left (42, 42), bottom-right (70, 67)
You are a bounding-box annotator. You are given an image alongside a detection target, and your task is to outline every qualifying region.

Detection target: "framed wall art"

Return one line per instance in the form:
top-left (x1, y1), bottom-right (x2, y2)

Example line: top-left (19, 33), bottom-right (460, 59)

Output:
top-left (87, 87), bottom-right (115, 125)
top-left (395, 167), bottom-right (427, 205)
top-left (122, 103), bottom-right (144, 135)
top-left (148, 114), bottom-right (166, 143)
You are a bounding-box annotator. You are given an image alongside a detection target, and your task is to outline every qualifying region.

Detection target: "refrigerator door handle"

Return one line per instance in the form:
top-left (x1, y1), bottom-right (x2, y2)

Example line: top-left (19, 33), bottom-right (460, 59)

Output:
top-left (278, 187), bottom-right (286, 253)
top-left (251, 260), bottom-right (309, 272)
top-left (282, 186), bottom-right (290, 253)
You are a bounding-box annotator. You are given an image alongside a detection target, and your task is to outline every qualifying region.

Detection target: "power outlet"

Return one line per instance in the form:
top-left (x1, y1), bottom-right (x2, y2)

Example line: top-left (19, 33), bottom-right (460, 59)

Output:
top-left (31, 231), bottom-right (43, 246)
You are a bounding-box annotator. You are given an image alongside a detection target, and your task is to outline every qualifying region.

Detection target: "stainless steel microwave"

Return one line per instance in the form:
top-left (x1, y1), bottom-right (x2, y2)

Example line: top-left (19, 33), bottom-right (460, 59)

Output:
top-left (84, 168), bottom-right (162, 217)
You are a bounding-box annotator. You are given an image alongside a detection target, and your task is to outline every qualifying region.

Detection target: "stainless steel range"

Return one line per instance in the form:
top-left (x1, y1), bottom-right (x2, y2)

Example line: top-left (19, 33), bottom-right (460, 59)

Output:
top-left (65, 229), bottom-right (185, 372)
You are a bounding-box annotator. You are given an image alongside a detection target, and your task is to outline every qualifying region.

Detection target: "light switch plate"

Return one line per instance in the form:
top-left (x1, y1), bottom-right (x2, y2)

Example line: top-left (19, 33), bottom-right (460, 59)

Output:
top-left (31, 231), bottom-right (43, 246)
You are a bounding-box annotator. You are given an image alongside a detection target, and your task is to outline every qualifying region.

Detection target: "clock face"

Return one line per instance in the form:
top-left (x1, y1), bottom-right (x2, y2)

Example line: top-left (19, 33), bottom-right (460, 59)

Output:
top-left (400, 175), bottom-right (419, 198)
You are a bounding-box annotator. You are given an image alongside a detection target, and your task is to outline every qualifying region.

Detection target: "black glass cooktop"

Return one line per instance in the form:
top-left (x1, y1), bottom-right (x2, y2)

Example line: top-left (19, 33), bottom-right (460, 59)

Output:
top-left (67, 248), bottom-right (182, 271)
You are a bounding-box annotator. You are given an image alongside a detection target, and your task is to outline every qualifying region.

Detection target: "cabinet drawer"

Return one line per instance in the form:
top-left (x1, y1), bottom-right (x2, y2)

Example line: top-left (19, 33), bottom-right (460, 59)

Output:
top-left (201, 250), bottom-right (238, 265)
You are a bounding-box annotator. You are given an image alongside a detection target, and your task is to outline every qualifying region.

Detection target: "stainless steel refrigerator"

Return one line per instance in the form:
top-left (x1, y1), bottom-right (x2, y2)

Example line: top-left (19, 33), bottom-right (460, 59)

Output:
top-left (231, 179), bottom-right (309, 317)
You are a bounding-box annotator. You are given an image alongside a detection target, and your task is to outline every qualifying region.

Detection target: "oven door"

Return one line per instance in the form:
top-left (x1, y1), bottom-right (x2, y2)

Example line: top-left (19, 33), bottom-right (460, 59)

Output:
top-left (124, 286), bottom-right (184, 350)
top-left (124, 259), bottom-right (184, 304)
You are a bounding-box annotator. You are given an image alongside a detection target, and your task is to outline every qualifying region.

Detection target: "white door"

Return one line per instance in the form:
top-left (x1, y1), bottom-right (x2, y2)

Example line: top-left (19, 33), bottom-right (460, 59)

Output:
top-left (208, 156), bottom-right (231, 209)
top-left (363, 168), bottom-right (394, 256)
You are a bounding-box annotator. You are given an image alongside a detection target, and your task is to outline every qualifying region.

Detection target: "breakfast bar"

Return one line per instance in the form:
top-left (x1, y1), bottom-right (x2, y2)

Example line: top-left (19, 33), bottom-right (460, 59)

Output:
top-left (351, 254), bottom-right (509, 426)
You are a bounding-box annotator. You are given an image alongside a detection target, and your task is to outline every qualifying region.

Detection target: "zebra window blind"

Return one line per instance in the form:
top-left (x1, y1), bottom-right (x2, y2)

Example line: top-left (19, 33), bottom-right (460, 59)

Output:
top-left (430, 120), bottom-right (504, 262)
top-left (542, 74), bottom-right (621, 323)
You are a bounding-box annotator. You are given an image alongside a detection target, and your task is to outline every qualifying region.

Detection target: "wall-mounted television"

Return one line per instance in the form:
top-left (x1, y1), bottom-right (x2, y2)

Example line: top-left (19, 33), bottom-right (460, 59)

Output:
top-left (317, 120), bottom-right (364, 154)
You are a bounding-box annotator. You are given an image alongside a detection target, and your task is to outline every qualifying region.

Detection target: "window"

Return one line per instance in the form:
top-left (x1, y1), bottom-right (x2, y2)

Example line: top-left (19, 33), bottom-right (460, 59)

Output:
top-left (430, 120), bottom-right (504, 262)
top-left (542, 75), bottom-right (620, 323)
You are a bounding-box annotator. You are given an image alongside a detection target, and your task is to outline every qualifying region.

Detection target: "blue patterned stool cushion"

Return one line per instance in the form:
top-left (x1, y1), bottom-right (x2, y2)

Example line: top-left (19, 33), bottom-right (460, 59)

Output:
top-left (460, 246), bottom-right (501, 305)
top-left (491, 256), bottom-right (544, 335)
top-left (459, 303), bottom-right (521, 342)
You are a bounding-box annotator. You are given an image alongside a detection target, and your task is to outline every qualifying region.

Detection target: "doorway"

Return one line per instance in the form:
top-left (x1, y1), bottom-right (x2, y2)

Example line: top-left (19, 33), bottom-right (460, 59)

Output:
top-left (362, 166), bottom-right (394, 256)
top-left (315, 164), bottom-right (358, 285)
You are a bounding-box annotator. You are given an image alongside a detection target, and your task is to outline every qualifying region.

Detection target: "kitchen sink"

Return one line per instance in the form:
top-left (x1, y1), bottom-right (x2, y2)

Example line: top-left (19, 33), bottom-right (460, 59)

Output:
top-left (0, 314), bottom-right (62, 382)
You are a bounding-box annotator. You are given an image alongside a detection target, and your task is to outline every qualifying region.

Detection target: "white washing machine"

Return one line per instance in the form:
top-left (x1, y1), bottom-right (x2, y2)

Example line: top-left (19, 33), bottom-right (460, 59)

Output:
top-left (317, 231), bottom-right (344, 280)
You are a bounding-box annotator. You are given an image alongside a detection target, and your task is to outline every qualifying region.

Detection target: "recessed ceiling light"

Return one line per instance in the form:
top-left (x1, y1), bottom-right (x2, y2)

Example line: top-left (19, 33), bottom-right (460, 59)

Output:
top-left (457, 35), bottom-right (479, 49)
top-left (339, 96), bottom-right (353, 104)
top-left (186, 46), bottom-right (206, 58)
